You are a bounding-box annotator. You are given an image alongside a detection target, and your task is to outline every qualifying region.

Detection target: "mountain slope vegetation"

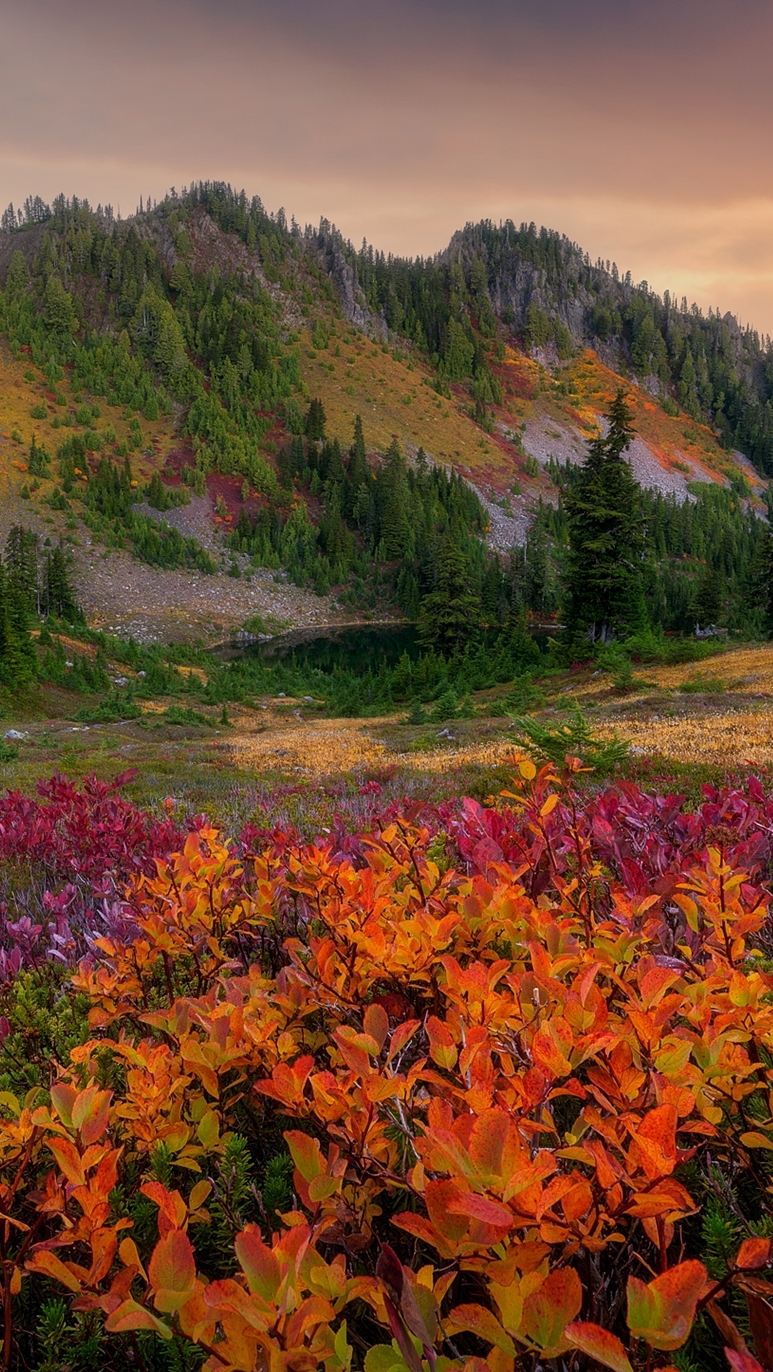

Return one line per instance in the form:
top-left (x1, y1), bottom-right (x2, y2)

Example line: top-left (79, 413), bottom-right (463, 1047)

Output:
top-left (0, 181), bottom-right (770, 646)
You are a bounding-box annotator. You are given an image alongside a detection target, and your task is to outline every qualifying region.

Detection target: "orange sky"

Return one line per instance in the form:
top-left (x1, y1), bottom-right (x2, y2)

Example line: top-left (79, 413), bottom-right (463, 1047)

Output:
top-left (2, 0), bottom-right (773, 333)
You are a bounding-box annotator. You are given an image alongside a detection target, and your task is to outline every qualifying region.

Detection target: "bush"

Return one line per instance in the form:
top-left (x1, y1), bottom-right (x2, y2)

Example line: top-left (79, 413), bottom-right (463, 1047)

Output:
top-left (73, 692), bottom-right (141, 722)
top-left (512, 703), bottom-right (629, 771)
top-left (3, 767), bottom-right (773, 1372)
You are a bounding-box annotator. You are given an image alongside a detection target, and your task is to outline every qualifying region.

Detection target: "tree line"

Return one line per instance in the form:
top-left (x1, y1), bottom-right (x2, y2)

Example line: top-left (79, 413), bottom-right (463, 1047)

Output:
top-left (0, 526), bottom-right (81, 688)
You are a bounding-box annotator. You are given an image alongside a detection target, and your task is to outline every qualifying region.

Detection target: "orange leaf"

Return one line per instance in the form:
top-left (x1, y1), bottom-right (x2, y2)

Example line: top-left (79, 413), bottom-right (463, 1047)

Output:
top-left (736, 1239), bottom-right (772, 1272)
top-left (26, 1250), bottom-right (84, 1293)
top-left (364, 1003), bottom-right (390, 1050)
top-left (285, 1131), bottom-right (324, 1183)
top-left (148, 1229), bottom-right (197, 1313)
top-left (72, 1087), bottom-right (112, 1145)
top-left (566, 1321), bottom-right (634, 1372)
top-left (105, 1299), bottom-right (173, 1340)
top-left (447, 1303), bottom-right (517, 1355)
top-left (386, 1019), bottom-right (421, 1064)
top-left (426, 1016), bottom-right (458, 1070)
top-left (627, 1260), bottom-right (706, 1351)
top-left (46, 1138), bottom-right (86, 1187)
top-left (50, 1083), bottom-right (78, 1128)
top-left (446, 1191), bottom-right (513, 1230)
top-left (140, 1181), bottom-right (188, 1235)
top-left (521, 1267), bottom-right (582, 1354)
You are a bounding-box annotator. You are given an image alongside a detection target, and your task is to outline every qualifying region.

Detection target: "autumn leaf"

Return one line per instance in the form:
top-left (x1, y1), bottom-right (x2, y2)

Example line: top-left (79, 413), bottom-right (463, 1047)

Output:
top-left (566, 1321), bottom-right (634, 1372)
top-left (148, 1229), bottom-right (197, 1313)
top-left (627, 1261), bottom-right (707, 1351)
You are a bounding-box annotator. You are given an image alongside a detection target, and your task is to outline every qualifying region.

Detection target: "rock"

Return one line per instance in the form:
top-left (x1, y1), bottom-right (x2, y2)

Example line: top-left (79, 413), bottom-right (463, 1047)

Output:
top-left (3, 730), bottom-right (24, 741)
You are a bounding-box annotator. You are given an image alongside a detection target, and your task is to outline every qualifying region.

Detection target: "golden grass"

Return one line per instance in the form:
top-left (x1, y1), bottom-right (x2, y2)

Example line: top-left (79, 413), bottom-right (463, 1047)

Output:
top-left (566, 646), bottom-right (773, 705)
top-left (640, 646), bottom-right (773, 692)
top-left (296, 329), bottom-right (517, 483)
top-left (596, 709), bottom-right (773, 767)
top-left (222, 709), bottom-right (516, 776)
top-left (0, 337), bottom-right (178, 514)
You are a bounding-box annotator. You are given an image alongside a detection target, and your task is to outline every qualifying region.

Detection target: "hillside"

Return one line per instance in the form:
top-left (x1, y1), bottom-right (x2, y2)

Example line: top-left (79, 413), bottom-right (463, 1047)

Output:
top-left (0, 182), bottom-right (769, 643)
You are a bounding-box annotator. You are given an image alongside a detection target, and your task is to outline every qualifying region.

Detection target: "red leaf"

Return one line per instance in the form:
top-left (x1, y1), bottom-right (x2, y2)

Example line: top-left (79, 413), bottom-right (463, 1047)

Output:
top-left (725, 1352), bottom-right (767, 1372)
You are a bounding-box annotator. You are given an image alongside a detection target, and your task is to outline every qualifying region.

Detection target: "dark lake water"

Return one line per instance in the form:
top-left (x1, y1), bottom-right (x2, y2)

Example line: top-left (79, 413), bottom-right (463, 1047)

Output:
top-left (237, 622), bottom-right (553, 674)
top-left (251, 623), bottom-right (421, 672)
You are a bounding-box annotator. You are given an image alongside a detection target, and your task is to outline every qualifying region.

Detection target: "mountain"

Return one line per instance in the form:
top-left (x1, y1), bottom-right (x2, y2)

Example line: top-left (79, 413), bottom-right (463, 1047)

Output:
top-left (0, 182), bottom-right (768, 642)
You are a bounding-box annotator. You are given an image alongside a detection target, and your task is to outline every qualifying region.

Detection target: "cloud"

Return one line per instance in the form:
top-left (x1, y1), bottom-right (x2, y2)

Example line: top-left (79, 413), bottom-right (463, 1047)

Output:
top-left (1, 0), bottom-right (772, 330)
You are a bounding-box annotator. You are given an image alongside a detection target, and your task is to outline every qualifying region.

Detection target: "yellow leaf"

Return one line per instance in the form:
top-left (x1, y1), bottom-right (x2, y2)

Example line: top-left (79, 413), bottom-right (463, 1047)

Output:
top-left (740, 1132), bottom-right (773, 1151)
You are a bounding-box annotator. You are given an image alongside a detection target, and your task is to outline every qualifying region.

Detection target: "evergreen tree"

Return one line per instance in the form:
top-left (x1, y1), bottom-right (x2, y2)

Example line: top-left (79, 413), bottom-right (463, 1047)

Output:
top-left (346, 415), bottom-right (368, 515)
top-left (45, 544), bottom-right (81, 622)
top-left (418, 535), bottom-right (482, 656)
top-left (305, 398), bottom-right (326, 442)
top-left (377, 439), bottom-right (410, 561)
top-left (5, 526), bottom-right (39, 615)
top-left (752, 525), bottom-right (773, 637)
top-left (563, 390), bottom-right (646, 645)
top-left (0, 539), bottom-right (36, 687)
top-left (692, 563), bottom-right (724, 630)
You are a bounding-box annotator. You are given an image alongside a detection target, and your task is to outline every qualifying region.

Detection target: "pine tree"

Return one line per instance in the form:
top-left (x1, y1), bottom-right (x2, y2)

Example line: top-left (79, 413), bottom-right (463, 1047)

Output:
top-left (0, 539), bottom-right (36, 687)
top-left (753, 524), bottom-right (773, 637)
top-left (378, 439), bottom-right (410, 561)
top-left (346, 416), bottom-right (368, 516)
top-left (5, 526), bottom-right (39, 615)
top-left (45, 544), bottom-right (81, 622)
top-left (418, 535), bottom-right (482, 657)
top-left (692, 564), bottom-right (723, 630)
top-left (305, 398), bottom-right (326, 442)
top-left (563, 389), bottom-right (646, 645)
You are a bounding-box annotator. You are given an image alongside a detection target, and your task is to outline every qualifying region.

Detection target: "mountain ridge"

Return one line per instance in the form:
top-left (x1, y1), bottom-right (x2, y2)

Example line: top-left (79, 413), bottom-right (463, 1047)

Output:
top-left (0, 181), bottom-right (768, 643)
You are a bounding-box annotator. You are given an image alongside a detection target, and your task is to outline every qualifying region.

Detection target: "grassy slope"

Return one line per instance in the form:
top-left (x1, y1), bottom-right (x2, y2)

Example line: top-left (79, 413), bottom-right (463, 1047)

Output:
top-left (299, 322), bottom-right (768, 504)
top-left (0, 335), bottom-right (178, 543)
top-left (295, 324), bottom-right (516, 482)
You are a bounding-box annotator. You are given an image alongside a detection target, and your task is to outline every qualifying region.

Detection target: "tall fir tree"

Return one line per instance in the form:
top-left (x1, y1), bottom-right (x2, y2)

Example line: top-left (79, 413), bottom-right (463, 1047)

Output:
top-left (0, 553), bottom-right (35, 688)
top-left (418, 534), bottom-right (482, 657)
top-left (305, 398), bottom-right (326, 443)
top-left (378, 439), bottom-right (410, 561)
top-left (563, 389), bottom-right (647, 645)
top-left (45, 544), bottom-right (81, 622)
top-left (346, 415), bottom-right (368, 516)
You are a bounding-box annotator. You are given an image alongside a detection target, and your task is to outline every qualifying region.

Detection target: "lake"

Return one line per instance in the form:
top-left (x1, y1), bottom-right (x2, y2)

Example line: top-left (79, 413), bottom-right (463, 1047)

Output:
top-left (237, 621), bottom-right (553, 674)
top-left (251, 623), bottom-right (421, 672)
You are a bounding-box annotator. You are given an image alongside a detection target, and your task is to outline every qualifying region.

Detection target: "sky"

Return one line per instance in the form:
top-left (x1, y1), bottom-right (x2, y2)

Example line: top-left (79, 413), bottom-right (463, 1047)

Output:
top-left (2, 0), bottom-right (773, 332)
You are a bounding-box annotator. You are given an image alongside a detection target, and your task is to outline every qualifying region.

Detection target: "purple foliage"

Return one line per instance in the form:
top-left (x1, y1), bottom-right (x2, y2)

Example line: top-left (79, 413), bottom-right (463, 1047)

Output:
top-left (0, 771), bottom-right (180, 978)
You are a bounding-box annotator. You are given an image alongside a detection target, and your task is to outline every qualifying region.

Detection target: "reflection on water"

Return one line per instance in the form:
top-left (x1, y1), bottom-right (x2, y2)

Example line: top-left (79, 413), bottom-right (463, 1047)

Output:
top-left (236, 622), bottom-right (553, 674)
top-left (251, 624), bottom-right (421, 673)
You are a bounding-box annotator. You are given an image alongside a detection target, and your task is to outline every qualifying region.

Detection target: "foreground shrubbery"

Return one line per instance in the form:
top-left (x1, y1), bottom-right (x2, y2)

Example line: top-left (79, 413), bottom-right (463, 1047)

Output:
top-left (1, 764), bottom-right (773, 1371)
